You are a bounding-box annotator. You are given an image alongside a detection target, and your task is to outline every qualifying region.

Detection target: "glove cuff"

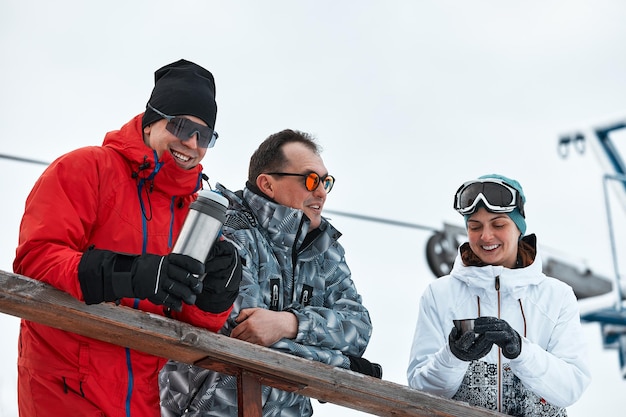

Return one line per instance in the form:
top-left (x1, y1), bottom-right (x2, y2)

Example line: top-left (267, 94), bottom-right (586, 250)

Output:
top-left (78, 248), bottom-right (123, 304)
top-left (111, 254), bottom-right (136, 299)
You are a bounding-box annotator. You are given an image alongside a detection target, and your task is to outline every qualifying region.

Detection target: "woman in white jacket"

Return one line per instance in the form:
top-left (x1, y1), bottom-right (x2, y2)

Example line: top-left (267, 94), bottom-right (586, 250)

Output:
top-left (407, 174), bottom-right (591, 416)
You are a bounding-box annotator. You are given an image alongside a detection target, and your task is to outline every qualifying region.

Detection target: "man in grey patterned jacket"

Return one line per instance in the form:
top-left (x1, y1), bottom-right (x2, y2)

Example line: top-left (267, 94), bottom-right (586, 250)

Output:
top-left (159, 129), bottom-right (377, 416)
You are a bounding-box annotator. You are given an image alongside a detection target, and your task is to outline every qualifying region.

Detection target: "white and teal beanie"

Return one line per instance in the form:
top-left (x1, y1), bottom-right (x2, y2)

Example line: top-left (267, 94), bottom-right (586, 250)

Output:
top-left (463, 173), bottom-right (527, 236)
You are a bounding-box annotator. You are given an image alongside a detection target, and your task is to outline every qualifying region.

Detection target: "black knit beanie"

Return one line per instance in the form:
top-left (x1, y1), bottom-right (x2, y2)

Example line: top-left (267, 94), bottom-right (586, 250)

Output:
top-left (142, 59), bottom-right (217, 129)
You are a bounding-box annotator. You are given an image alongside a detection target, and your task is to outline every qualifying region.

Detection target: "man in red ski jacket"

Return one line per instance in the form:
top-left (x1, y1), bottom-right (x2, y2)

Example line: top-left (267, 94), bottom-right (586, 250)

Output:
top-left (13, 59), bottom-right (241, 417)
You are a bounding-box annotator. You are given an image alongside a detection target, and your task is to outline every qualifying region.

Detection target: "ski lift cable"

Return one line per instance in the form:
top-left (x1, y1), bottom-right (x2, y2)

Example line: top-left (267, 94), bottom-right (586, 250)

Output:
top-left (324, 209), bottom-right (438, 232)
top-left (1, 151), bottom-right (616, 300)
top-left (0, 152), bottom-right (439, 233)
top-left (0, 153), bottom-right (49, 166)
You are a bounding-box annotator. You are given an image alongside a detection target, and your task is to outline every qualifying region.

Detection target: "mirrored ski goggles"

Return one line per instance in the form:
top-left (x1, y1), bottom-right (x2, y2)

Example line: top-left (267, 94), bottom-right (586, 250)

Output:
top-left (266, 171), bottom-right (335, 193)
top-left (147, 103), bottom-right (218, 148)
top-left (454, 179), bottom-right (524, 216)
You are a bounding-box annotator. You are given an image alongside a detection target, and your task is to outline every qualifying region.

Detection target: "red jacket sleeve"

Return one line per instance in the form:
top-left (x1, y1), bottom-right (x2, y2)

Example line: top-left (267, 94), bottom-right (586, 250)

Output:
top-left (13, 149), bottom-right (101, 301)
top-left (174, 305), bottom-right (233, 332)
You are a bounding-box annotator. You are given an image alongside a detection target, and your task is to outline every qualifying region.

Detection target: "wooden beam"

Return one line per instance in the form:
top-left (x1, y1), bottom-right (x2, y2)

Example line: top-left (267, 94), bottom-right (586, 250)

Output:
top-left (238, 370), bottom-right (263, 417)
top-left (0, 270), bottom-right (501, 417)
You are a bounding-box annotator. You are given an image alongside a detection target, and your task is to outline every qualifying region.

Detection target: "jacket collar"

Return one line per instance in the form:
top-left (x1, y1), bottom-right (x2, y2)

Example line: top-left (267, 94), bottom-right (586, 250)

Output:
top-left (243, 185), bottom-right (310, 249)
top-left (217, 183), bottom-right (342, 253)
top-left (102, 114), bottom-right (203, 196)
top-left (451, 234), bottom-right (545, 301)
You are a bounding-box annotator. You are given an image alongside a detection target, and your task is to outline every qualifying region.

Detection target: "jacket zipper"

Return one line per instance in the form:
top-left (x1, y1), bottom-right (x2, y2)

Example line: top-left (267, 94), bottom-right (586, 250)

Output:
top-left (290, 217), bottom-right (306, 305)
top-left (495, 275), bottom-right (502, 413)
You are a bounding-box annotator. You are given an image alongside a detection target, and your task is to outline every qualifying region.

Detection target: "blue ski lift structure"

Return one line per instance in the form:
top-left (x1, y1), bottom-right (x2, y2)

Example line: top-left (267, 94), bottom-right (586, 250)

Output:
top-left (559, 118), bottom-right (626, 378)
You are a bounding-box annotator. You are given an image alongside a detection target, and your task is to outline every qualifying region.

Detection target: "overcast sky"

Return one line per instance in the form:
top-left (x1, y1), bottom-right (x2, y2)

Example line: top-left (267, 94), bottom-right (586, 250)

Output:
top-left (1, 1), bottom-right (626, 416)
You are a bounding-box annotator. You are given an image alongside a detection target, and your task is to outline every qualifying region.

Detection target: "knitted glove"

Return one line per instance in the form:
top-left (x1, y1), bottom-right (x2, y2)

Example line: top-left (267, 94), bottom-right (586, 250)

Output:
top-left (448, 326), bottom-right (494, 362)
top-left (474, 316), bottom-right (522, 359)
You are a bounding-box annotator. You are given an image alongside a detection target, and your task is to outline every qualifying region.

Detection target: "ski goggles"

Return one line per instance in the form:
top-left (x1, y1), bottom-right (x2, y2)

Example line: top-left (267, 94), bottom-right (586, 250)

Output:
top-left (454, 179), bottom-right (525, 217)
top-left (266, 171), bottom-right (335, 193)
top-left (147, 103), bottom-right (218, 148)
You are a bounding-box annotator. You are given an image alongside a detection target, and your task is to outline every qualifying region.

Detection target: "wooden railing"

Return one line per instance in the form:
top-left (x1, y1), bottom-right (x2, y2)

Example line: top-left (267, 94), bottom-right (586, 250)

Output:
top-left (0, 270), bottom-right (502, 417)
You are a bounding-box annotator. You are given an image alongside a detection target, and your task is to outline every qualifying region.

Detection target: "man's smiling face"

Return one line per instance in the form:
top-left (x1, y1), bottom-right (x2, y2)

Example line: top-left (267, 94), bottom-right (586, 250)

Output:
top-left (262, 142), bottom-right (330, 230)
top-left (143, 115), bottom-right (207, 170)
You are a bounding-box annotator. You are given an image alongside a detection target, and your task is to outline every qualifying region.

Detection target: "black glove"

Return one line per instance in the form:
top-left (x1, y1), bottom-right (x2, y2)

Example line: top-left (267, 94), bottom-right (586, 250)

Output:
top-left (474, 316), bottom-right (522, 359)
top-left (448, 326), bottom-right (494, 362)
top-left (194, 240), bottom-right (242, 313)
top-left (347, 355), bottom-right (383, 379)
top-left (78, 248), bottom-right (204, 311)
top-left (320, 355), bottom-right (383, 404)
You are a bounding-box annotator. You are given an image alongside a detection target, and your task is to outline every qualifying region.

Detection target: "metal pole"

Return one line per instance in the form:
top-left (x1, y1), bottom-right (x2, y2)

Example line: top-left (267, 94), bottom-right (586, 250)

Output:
top-left (603, 173), bottom-right (626, 311)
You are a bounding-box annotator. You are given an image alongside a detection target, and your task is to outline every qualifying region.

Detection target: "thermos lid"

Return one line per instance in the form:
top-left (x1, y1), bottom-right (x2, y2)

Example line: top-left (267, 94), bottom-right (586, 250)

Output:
top-left (196, 189), bottom-right (229, 208)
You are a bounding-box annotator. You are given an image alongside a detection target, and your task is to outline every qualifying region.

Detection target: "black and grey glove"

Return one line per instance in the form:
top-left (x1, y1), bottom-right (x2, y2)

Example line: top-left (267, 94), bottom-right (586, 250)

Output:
top-left (78, 248), bottom-right (204, 312)
top-left (347, 355), bottom-right (383, 379)
top-left (474, 316), bottom-right (522, 359)
top-left (194, 240), bottom-right (242, 313)
top-left (448, 326), bottom-right (494, 362)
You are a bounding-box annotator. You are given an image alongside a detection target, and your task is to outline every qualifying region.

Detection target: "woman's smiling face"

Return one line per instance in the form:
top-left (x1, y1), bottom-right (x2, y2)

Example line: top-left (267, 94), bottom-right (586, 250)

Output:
top-left (466, 207), bottom-right (521, 268)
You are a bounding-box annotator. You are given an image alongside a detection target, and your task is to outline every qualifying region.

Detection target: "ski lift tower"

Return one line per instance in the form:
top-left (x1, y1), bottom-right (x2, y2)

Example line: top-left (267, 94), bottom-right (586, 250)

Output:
top-left (559, 118), bottom-right (626, 378)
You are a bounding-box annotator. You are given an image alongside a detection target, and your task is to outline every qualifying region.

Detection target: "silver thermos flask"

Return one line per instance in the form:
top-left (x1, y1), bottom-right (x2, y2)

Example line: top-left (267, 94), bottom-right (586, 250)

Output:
top-left (172, 189), bottom-right (229, 281)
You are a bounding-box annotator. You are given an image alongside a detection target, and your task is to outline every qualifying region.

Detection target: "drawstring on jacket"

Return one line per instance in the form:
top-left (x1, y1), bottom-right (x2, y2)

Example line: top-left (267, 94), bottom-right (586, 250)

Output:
top-left (132, 155), bottom-right (158, 222)
top-left (132, 151), bottom-right (164, 253)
